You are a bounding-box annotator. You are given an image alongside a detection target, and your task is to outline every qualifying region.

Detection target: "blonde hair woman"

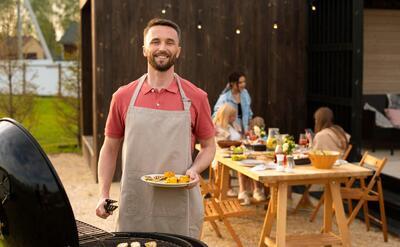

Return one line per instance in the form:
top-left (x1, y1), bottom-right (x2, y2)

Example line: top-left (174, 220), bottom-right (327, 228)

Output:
top-left (213, 103), bottom-right (266, 204)
top-left (213, 103), bottom-right (241, 140)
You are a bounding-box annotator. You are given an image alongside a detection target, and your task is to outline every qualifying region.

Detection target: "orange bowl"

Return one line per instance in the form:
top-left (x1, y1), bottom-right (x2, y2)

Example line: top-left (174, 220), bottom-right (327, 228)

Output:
top-left (308, 150), bottom-right (340, 169)
top-left (217, 140), bottom-right (242, 149)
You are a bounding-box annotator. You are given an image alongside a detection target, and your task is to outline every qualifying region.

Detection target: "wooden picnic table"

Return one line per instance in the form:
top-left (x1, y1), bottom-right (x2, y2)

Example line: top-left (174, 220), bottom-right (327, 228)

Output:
top-left (213, 151), bottom-right (372, 247)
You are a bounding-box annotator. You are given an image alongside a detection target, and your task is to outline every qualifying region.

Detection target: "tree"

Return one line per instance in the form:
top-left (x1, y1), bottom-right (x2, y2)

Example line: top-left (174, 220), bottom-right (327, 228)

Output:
top-left (54, 56), bottom-right (81, 147)
top-left (53, 0), bottom-right (80, 147)
top-left (0, 9), bottom-right (37, 127)
top-left (53, 0), bottom-right (79, 31)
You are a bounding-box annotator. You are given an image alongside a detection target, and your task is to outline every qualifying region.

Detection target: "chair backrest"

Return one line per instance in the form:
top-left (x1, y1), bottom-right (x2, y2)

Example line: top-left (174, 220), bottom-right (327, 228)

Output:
top-left (199, 176), bottom-right (214, 196)
top-left (207, 163), bottom-right (221, 197)
top-left (342, 144), bottom-right (353, 160)
top-left (346, 151), bottom-right (387, 189)
top-left (360, 152), bottom-right (387, 180)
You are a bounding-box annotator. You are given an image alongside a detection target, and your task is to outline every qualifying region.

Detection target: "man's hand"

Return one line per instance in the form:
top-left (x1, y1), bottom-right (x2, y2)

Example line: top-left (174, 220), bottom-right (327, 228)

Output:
top-left (96, 137), bottom-right (121, 219)
top-left (96, 198), bottom-right (111, 219)
top-left (185, 169), bottom-right (200, 189)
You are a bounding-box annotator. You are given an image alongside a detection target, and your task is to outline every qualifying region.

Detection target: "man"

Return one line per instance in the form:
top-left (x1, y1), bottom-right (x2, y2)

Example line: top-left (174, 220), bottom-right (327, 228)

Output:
top-left (95, 18), bottom-right (216, 238)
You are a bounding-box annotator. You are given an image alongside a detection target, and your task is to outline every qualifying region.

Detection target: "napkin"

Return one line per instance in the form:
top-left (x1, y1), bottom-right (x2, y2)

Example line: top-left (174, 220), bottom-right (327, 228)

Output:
top-left (250, 163), bottom-right (276, 171)
top-left (334, 159), bottom-right (349, 166)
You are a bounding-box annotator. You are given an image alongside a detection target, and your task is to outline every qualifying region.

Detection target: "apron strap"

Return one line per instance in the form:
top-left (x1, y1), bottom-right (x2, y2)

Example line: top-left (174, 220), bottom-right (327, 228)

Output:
top-left (174, 73), bottom-right (191, 112)
top-left (129, 74), bottom-right (147, 108)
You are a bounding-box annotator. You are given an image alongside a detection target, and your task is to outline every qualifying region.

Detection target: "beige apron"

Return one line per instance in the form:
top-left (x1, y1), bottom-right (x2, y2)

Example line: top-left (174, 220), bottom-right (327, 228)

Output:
top-left (116, 73), bottom-right (203, 238)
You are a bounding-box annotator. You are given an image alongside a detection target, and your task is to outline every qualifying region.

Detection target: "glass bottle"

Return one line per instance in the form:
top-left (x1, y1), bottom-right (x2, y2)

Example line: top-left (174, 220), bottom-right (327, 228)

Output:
top-left (266, 128), bottom-right (279, 150)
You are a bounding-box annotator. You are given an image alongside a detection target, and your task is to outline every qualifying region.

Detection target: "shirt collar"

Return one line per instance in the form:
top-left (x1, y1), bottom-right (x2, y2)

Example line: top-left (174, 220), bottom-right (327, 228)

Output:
top-left (143, 78), bottom-right (179, 94)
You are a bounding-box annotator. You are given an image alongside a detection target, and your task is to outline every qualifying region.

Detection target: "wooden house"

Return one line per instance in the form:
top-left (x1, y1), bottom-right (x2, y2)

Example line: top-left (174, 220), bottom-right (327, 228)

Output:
top-left (80, 0), bottom-right (364, 180)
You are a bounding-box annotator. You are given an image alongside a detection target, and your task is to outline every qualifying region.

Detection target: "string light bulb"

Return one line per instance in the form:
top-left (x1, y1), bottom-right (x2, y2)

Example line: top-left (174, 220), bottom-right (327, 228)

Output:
top-left (273, 23), bottom-right (278, 29)
top-left (311, 5), bottom-right (316, 11)
top-left (236, 29), bottom-right (241, 34)
top-left (197, 23), bottom-right (202, 30)
top-left (161, 9), bottom-right (166, 14)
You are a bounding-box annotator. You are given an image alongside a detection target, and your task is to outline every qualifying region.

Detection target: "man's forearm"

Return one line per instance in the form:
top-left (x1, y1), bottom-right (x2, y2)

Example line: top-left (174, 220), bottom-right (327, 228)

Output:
top-left (190, 140), bottom-right (216, 174)
top-left (98, 139), bottom-right (121, 198)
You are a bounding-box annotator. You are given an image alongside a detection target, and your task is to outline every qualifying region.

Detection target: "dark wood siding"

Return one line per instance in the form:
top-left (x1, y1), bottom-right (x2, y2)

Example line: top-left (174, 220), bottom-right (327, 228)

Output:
top-left (307, 0), bottom-right (363, 160)
top-left (82, 0), bottom-right (307, 180)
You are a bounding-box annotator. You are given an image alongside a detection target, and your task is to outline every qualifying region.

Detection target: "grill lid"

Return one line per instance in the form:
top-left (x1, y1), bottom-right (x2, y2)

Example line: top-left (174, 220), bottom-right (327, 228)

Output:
top-left (0, 118), bottom-right (79, 246)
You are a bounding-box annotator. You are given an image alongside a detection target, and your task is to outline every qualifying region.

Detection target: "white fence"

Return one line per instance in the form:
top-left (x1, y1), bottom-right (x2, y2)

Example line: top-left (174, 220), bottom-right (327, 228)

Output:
top-left (0, 59), bottom-right (76, 96)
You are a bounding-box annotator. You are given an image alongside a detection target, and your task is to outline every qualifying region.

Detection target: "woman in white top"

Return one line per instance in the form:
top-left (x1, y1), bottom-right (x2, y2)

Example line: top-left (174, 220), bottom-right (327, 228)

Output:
top-left (311, 107), bottom-right (350, 156)
top-left (213, 103), bottom-right (241, 141)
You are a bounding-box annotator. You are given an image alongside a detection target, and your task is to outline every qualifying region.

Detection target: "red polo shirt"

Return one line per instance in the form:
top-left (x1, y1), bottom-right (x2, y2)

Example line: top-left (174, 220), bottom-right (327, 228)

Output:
top-left (105, 77), bottom-right (215, 147)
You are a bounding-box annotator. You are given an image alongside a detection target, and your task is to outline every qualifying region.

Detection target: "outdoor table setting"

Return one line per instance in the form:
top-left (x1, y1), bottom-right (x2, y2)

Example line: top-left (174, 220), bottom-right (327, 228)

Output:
top-left (210, 144), bottom-right (373, 247)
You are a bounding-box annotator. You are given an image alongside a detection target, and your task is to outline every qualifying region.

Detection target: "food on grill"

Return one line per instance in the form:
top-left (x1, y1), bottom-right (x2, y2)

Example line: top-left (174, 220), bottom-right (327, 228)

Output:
top-left (145, 241), bottom-right (157, 247)
top-left (130, 242), bottom-right (141, 247)
top-left (163, 171), bottom-right (175, 178)
top-left (117, 243), bottom-right (129, 247)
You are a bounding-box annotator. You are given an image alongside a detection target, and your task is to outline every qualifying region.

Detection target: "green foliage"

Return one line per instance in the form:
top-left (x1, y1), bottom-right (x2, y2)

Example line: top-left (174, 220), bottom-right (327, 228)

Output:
top-left (54, 0), bottom-right (80, 30)
top-left (55, 61), bottom-right (81, 147)
top-left (282, 135), bottom-right (296, 155)
top-left (30, 0), bottom-right (60, 58)
top-left (1, 96), bottom-right (80, 154)
top-left (30, 96), bottom-right (80, 153)
top-left (0, 0), bottom-right (13, 10)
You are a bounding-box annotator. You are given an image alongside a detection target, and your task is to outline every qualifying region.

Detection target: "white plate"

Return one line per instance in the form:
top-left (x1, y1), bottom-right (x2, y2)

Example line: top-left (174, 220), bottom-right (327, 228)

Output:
top-left (239, 159), bottom-right (266, 167)
top-left (140, 174), bottom-right (195, 188)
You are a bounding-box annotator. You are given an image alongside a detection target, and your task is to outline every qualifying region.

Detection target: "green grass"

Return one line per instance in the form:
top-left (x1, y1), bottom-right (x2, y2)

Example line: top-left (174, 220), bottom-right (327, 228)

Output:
top-left (0, 96), bottom-right (80, 154)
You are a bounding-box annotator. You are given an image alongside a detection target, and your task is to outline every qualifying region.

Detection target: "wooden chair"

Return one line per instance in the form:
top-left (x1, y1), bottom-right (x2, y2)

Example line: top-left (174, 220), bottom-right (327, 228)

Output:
top-left (294, 144), bottom-right (353, 212)
top-left (208, 162), bottom-right (221, 198)
top-left (199, 176), bottom-right (253, 247)
top-left (341, 152), bottom-right (388, 241)
top-left (309, 152), bottom-right (388, 242)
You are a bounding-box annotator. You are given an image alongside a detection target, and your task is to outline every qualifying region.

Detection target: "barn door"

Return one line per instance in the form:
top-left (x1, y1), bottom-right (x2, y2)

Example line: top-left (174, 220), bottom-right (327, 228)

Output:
top-left (307, 0), bottom-right (363, 159)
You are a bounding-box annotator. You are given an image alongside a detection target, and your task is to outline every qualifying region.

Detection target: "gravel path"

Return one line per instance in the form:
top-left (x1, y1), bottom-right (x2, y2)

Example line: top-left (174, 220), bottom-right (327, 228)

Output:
top-left (50, 153), bottom-right (400, 246)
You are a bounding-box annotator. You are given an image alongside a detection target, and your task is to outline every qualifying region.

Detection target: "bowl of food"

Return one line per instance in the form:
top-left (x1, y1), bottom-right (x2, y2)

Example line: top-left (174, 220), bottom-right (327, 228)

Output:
top-left (308, 150), bottom-right (340, 169)
top-left (217, 140), bottom-right (242, 149)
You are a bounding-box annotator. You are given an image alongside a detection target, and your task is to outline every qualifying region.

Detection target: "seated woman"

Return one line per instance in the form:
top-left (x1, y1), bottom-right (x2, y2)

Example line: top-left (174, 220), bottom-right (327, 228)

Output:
top-left (213, 103), bottom-right (242, 141)
top-left (310, 107), bottom-right (350, 155)
top-left (297, 107), bottom-right (351, 205)
top-left (213, 104), bottom-right (266, 205)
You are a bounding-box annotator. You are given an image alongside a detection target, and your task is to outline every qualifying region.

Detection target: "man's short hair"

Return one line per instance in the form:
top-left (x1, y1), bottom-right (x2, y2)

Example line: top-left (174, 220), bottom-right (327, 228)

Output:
top-left (143, 18), bottom-right (181, 41)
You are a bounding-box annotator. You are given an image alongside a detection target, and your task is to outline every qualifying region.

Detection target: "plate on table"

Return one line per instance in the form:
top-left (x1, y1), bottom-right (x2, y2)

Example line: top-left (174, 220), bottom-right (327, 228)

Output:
top-left (239, 159), bottom-right (266, 167)
top-left (141, 174), bottom-right (195, 188)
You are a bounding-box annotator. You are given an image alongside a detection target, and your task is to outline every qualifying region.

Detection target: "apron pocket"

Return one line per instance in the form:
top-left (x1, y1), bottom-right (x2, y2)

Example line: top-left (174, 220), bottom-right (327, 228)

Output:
top-left (151, 187), bottom-right (188, 218)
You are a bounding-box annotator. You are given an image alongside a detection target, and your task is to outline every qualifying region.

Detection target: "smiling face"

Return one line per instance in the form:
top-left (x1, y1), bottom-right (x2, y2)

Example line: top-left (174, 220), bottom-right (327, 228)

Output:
top-left (143, 25), bottom-right (181, 72)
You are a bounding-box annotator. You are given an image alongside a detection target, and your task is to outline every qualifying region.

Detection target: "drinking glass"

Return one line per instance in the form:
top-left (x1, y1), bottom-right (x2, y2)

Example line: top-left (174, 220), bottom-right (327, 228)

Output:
top-left (299, 133), bottom-right (307, 146)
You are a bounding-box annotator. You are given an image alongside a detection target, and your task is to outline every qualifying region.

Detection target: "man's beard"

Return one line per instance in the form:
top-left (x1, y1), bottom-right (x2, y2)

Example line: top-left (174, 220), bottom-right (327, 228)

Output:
top-left (148, 51), bottom-right (177, 72)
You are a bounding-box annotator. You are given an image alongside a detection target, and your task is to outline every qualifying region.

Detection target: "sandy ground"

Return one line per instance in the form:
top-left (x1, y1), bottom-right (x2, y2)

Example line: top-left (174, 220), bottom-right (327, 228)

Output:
top-left (50, 153), bottom-right (400, 247)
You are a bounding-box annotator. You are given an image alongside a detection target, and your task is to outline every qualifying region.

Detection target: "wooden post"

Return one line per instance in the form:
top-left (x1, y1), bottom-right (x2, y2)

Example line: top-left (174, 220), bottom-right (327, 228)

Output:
top-left (22, 62), bottom-right (26, 94)
top-left (58, 63), bottom-right (62, 97)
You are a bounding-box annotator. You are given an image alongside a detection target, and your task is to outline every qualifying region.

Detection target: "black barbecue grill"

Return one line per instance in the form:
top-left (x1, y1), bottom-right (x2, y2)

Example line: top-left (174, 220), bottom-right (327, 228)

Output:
top-left (0, 118), bottom-right (207, 247)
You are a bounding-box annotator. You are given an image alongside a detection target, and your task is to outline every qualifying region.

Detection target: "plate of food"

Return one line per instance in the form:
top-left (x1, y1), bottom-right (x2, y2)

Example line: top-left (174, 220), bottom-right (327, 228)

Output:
top-left (141, 171), bottom-right (195, 188)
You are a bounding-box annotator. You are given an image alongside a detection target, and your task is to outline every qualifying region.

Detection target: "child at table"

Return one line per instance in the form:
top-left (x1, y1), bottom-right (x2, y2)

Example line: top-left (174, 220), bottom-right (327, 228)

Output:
top-left (213, 103), bottom-right (242, 140)
top-left (213, 104), bottom-right (266, 204)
